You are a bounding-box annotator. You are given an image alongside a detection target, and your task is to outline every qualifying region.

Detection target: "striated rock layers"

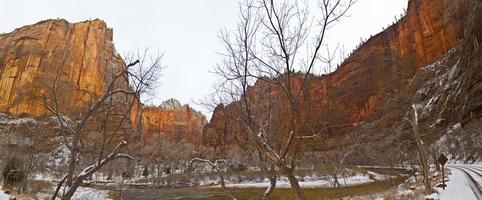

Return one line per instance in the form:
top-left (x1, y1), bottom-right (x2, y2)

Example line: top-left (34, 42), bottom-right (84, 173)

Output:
top-left (204, 0), bottom-right (482, 148)
top-left (0, 19), bottom-right (123, 117)
top-left (141, 99), bottom-right (207, 145)
top-left (0, 19), bottom-right (207, 144)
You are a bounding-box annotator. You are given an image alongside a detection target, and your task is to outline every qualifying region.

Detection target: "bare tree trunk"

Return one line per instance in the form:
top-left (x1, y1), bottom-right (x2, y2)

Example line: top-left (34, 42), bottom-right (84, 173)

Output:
top-left (65, 139), bottom-right (80, 186)
top-left (262, 165), bottom-right (277, 200)
top-left (61, 155), bottom-right (133, 200)
top-left (332, 163), bottom-right (340, 189)
top-left (258, 150), bottom-right (277, 200)
top-left (432, 152), bottom-right (440, 171)
top-left (61, 179), bottom-right (83, 200)
top-left (51, 175), bottom-right (67, 200)
top-left (156, 164), bottom-right (161, 186)
top-left (218, 172), bottom-right (237, 200)
top-left (280, 165), bottom-right (304, 200)
top-left (416, 145), bottom-right (431, 191)
top-left (285, 170), bottom-right (305, 200)
top-left (189, 158), bottom-right (237, 200)
top-left (58, 141), bottom-right (133, 200)
top-left (333, 174), bottom-right (340, 188)
top-left (407, 107), bottom-right (431, 191)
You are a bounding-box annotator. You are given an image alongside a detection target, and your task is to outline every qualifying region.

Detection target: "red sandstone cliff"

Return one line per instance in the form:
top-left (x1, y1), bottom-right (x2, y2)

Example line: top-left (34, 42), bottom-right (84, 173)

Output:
top-left (0, 20), bottom-right (207, 145)
top-left (204, 0), bottom-right (481, 147)
top-left (141, 99), bottom-right (207, 145)
top-left (0, 19), bottom-right (124, 117)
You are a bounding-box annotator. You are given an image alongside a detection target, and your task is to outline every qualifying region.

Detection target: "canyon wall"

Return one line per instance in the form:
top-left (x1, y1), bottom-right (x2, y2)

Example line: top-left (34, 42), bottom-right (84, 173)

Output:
top-left (0, 19), bottom-right (123, 117)
top-left (0, 20), bottom-right (206, 145)
top-left (141, 99), bottom-right (207, 145)
top-left (204, 0), bottom-right (480, 147)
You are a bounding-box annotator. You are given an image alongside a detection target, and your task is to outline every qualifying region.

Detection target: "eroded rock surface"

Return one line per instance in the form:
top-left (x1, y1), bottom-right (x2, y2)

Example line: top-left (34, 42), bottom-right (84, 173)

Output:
top-left (141, 99), bottom-right (207, 145)
top-left (204, 0), bottom-right (481, 148)
top-left (0, 19), bottom-right (123, 117)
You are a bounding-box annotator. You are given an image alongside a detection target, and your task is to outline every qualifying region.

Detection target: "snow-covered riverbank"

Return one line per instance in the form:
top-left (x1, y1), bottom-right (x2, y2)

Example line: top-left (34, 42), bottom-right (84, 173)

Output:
top-left (218, 171), bottom-right (392, 188)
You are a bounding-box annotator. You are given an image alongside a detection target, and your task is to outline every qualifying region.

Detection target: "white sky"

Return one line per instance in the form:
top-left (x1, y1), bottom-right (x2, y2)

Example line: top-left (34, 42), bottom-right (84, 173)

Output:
top-left (1, 0), bottom-right (407, 118)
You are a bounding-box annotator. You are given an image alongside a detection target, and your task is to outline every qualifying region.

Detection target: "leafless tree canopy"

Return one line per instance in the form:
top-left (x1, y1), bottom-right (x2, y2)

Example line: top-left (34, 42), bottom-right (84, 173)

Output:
top-left (44, 50), bottom-right (163, 200)
top-left (211, 0), bottom-right (355, 199)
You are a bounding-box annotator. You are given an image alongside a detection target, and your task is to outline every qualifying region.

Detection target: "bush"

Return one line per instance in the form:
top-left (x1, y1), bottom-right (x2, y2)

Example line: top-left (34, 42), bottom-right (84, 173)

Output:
top-left (142, 166), bottom-right (149, 177)
top-left (2, 158), bottom-right (26, 188)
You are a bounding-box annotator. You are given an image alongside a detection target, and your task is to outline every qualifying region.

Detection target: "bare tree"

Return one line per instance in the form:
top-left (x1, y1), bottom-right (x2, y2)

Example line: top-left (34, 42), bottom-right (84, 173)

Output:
top-left (211, 0), bottom-right (355, 199)
top-left (324, 146), bottom-right (354, 189)
top-left (45, 51), bottom-right (163, 200)
top-left (256, 149), bottom-right (277, 200)
top-left (188, 158), bottom-right (237, 200)
top-left (429, 143), bottom-right (441, 171)
top-left (0, 114), bottom-right (46, 194)
top-left (405, 105), bottom-right (431, 192)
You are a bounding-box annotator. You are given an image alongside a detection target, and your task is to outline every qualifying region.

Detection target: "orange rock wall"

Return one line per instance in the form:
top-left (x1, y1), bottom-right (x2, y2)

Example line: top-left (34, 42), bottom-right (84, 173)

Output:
top-left (141, 106), bottom-right (206, 145)
top-left (0, 19), bottom-right (122, 117)
top-left (204, 0), bottom-right (467, 146)
top-left (0, 19), bottom-right (206, 145)
top-left (320, 0), bottom-right (463, 123)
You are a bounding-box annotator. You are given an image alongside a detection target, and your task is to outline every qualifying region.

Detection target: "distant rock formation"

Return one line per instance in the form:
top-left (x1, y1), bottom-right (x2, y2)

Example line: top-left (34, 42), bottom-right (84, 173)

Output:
top-left (158, 98), bottom-right (183, 109)
top-left (141, 100), bottom-right (207, 145)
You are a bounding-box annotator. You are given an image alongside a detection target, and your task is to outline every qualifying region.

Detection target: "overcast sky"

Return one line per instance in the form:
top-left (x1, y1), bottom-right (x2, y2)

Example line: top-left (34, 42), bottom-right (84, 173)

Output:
top-left (1, 0), bottom-right (407, 118)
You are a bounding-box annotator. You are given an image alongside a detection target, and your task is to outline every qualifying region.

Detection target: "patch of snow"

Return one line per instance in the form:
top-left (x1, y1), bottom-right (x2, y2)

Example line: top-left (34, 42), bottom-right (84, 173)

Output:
top-left (222, 173), bottom-right (374, 188)
top-left (48, 115), bottom-right (73, 129)
top-left (1, 117), bottom-right (38, 126)
top-left (425, 193), bottom-right (440, 200)
top-left (397, 189), bottom-right (414, 198)
top-left (223, 179), bottom-right (331, 188)
top-left (367, 171), bottom-right (393, 181)
top-left (452, 123), bottom-right (462, 130)
top-left (70, 187), bottom-right (110, 200)
top-left (33, 173), bottom-right (57, 182)
top-left (357, 165), bottom-right (410, 170)
top-left (0, 186), bottom-right (11, 200)
top-left (79, 163), bottom-right (98, 177)
top-left (344, 174), bottom-right (373, 184)
top-left (48, 144), bottom-right (71, 167)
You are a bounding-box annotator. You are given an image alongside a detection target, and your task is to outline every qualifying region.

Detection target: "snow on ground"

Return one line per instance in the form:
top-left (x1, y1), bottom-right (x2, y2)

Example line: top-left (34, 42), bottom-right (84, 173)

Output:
top-left (357, 165), bottom-right (409, 170)
top-left (366, 171), bottom-right (395, 181)
top-left (436, 165), bottom-right (481, 200)
top-left (48, 144), bottom-right (71, 167)
top-left (223, 179), bottom-right (332, 188)
top-left (343, 193), bottom-right (384, 200)
top-left (425, 192), bottom-right (440, 200)
top-left (37, 186), bottom-right (111, 200)
top-left (396, 188), bottom-right (414, 198)
top-left (71, 187), bottom-right (111, 200)
top-left (0, 186), bottom-right (11, 200)
top-left (222, 173), bottom-right (375, 188)
top-left (0, 193), bottom-right (9, 200)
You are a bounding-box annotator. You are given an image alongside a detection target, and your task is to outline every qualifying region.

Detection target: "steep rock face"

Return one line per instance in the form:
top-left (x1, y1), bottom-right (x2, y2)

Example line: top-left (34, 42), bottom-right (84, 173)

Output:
top-left (313, 0), bottom-right (463, 124)
top-left (0, 19), bottom-right (122, 117)
top-left (0, 20), bottom-right (208, 146)
top-left (204, 0), bottom-right (478, 147)
top-left (141, 99), bottom-right (207, 145)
